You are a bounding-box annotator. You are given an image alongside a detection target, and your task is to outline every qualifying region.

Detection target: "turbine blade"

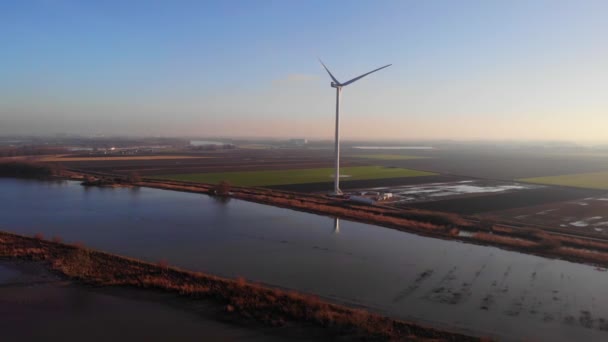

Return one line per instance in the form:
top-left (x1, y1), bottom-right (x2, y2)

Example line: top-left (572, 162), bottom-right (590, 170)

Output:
top-left (341, 64), bottom-right (392, 86)
top-left (318, 58), bottom-right (341, 85)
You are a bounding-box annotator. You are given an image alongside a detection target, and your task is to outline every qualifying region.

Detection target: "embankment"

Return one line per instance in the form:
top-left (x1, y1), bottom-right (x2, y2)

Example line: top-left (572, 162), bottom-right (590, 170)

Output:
top-left (138, 179), bottom-right (608, 268)
top-left (0, 231), bottom-right (479, 342)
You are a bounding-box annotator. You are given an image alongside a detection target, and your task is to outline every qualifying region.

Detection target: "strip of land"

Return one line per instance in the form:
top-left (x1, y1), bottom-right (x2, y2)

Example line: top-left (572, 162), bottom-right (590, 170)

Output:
top-left (350, 154), bottom-right (429, 160)
top-left (6, 161), bottom-right (608, 279)
top-left (0, 261), bottom-right (293, 341)
top-left (138, 178), bottom-right (608, 267)
top-left (154, 166), bottom-right (436, 186)
top-left (39, 155), bottom-right (213, 162)
top-left (0, 231), bottom-right (479, 341)
top-left (520, 171), bottom-right (608, 190)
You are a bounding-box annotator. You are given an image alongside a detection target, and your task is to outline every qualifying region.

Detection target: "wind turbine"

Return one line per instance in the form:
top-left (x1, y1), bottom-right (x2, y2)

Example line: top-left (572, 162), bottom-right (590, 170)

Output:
top-left (319, 59), bottom-right (392, 195)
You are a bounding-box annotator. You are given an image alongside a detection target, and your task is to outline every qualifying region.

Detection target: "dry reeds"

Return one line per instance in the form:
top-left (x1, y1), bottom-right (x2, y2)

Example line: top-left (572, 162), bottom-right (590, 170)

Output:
top-left (0, 231), bottom-right (478, 341)
top-left (472, 232), bottom-right (537, 249)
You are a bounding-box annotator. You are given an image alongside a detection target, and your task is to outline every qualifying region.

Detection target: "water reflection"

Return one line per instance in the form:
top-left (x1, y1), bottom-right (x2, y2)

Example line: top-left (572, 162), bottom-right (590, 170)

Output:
top-left (211, 195), bottom-right (232, 205)
top-left (129, 186), bottom-right (141, 195)
top-left (3, 179), bottom-right (608, 342)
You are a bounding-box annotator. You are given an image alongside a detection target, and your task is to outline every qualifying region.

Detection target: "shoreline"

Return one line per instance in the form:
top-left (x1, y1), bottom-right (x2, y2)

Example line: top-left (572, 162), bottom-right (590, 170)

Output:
top-left (5, 167), bottom-right (608, 269)
top-left (0, 260), bottom-right (304, 341)
top-left (0, 231), bottom-right (480, 341)
top-left (136, 178), bottom-right (608, 268)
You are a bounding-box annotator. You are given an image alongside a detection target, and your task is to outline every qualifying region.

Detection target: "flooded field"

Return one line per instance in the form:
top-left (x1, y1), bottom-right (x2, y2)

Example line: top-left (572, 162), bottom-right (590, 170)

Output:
top-left (359, 180), bottom-right (540, 203)
top-left (2, 178), bottom-right (608, 341)
top-left (487, 196), bottom-right (608, 235)
top-left (408, 185), bottom-right (600, 215)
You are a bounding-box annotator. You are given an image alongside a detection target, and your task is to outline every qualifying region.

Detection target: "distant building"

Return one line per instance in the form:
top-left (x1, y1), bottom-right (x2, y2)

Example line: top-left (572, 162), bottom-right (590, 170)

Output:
top-left (379, 192), bottom-right (393, 201)
top-left (351, 192), bottom-right (392, 202)
top-left (288, 138), bottom-right (308, 146)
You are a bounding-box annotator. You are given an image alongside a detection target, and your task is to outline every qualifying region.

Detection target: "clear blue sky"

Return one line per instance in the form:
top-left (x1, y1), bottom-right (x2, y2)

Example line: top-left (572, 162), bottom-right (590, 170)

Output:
top-left (1, 0), bottom-right (607, 141)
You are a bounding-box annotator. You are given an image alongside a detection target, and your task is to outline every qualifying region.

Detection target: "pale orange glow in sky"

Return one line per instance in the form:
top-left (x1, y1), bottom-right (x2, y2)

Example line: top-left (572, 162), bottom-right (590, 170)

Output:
top-left (1, 1), bottom-right (607, 142)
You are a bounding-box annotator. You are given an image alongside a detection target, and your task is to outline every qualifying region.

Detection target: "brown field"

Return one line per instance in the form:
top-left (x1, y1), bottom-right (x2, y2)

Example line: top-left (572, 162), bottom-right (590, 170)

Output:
top-left (0, 231), bottom-right (479, 342)
top-left (45, 149), bottom-right (362, 176)
top-left (39, 155), bottom-right (213, 162)
top-left (408, 186), bottom-right (601, 215)
top-left (482, 196), bottom-right (608, 236)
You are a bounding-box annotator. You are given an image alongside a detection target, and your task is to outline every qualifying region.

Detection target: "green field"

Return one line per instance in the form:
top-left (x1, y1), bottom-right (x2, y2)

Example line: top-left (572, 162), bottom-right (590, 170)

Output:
top-left (156, 166), bottom-right (436, 187)
top-left (520, 171), bottom-right (608, 190)
top-left (351, 154), bottom-right (428, 160)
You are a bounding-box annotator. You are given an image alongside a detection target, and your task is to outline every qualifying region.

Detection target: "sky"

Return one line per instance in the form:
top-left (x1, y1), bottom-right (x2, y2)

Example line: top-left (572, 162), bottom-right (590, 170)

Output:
top-left (1, 0), bottom-right (607, 142)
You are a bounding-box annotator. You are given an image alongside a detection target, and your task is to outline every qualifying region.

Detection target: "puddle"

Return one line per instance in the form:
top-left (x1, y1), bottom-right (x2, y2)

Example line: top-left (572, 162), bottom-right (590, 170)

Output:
top-left (361, 180), bottom-right (539, 203)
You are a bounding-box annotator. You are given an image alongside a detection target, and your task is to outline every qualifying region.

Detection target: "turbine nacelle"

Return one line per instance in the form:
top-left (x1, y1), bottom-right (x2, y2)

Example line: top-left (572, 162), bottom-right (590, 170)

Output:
top-left (319, 58), bottom-right (391, 88)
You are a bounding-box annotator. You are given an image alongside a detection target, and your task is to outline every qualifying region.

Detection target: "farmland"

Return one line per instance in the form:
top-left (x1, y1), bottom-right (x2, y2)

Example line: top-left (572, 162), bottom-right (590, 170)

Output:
top-left (406, 185), bottom-right (601, 215)
top-left (45, 149), bottom-right (350, 176)
top-left (373, 148), bottom-right (608, 180)
top-left (7, 143), bottom-right (608, 340)
top-left (483, 195), bottom-right (608, 236)
top-left (46, 145), bottom-right (608, 180)
top-left (39, 155), bottom-right (212, 162)
top-left (154, 166), bottom-right (436, 187)
top-left (268, 174), bottom-right (465, 192)
top-left (351, 154), bottom-right (428, 160)
top-left (28, 144), bottom-right (608, 241)
top-left (520, 171), bottom-right (608, 190)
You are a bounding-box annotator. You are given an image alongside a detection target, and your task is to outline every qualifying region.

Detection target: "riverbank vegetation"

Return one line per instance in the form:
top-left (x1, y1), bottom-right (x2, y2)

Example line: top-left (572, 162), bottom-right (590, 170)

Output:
top-left (0, 231), bottom-right (479, 341)
top-left (0, 161), bottom-right (64, 178)
top-left (139, 179), bottom-right (608, 268)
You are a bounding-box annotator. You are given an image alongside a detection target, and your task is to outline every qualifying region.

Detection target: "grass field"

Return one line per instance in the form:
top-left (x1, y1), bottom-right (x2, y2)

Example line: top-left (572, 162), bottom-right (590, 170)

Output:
top-left (156, 166), bottom-right (436, 186)
top-left (520, 171), bottom-right (608, 190)
top-left (351, 154), bottom-right (428, 160)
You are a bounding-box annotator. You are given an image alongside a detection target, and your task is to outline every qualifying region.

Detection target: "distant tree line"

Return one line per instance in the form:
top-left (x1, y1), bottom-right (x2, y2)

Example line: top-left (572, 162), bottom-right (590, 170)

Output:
top-left (0, 146), bottom-right (68, 157)
top-left (0, 162), bottom-right (64, 178)
top-left (189, 144), bottom-right (236, 151)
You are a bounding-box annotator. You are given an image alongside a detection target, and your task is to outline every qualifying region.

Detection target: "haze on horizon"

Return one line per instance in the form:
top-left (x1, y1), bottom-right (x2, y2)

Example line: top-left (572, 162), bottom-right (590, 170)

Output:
top-left (1, 1), bottom-right (607, 143)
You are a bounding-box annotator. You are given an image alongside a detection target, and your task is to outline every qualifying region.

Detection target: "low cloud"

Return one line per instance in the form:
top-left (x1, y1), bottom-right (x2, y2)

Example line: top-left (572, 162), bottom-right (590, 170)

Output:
top-left (273, 73), bottom-right (319, 85)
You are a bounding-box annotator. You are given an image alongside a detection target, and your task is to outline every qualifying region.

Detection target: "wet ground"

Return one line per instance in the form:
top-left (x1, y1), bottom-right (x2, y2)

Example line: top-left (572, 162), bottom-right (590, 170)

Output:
top-left (350, 180), bottom-right (600, 216)
top-left (485, 195), bottom-right (608, 235)
top-left (3, 179), bottom-right (608, 341)
top-left (357, 180), bottom-right (541, 204)
top-left (269, 174), bottom-right (465, 192)
top-left (407, 185), bottom-right (601, 215)
top-left (0, 261), bottom-right (299, 341)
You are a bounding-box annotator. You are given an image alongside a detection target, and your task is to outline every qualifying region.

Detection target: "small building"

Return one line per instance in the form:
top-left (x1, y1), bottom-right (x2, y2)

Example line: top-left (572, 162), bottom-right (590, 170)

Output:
top-left (348, 195), bottom-right (376, 205)
top-left (288, 138), bottom-right (308, 146)
top-left (378, 192), bottom-right (393, 201)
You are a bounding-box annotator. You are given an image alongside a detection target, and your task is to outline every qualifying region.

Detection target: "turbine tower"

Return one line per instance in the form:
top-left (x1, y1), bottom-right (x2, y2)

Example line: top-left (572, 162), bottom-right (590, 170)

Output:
top-left (319, 59), bottom-right (391, 195)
